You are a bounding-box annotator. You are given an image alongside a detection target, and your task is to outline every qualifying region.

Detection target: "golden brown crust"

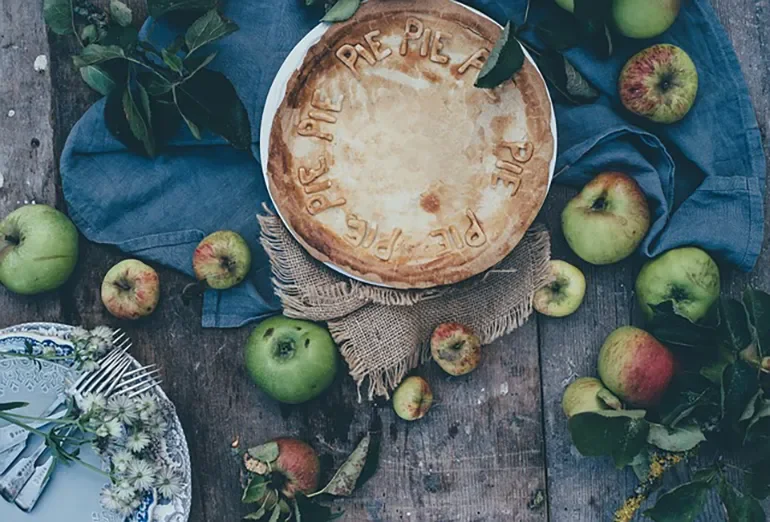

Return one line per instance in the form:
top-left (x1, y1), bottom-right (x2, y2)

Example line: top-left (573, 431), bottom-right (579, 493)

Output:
top-left (266, 0), bottom-right (554, 288)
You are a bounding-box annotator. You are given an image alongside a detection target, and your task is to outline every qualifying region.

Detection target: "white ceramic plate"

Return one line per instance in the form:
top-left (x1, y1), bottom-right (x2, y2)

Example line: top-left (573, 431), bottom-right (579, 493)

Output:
top-left (259, 1), bottom-right (558, 288)
top-left (0, 323), bottom-right (191, 522)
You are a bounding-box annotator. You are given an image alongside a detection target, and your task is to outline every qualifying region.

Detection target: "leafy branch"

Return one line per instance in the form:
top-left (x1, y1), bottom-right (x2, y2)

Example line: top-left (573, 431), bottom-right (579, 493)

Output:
top-left (43, 0), bottom-right (249, 157)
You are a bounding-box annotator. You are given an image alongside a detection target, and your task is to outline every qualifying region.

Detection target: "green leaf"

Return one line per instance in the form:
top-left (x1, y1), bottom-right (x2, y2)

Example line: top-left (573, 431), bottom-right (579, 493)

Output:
top-left (740, 390), bottom-right (763, 422)
top-left (647, 423), bottom-right (706, 452)
top-left (122, 83), bottom-right (155, 157)
top-left (100, 25), bottom-right (139, 50)
top-left (647, 301), bottom-right (718, 349)
top-left (474, 22), bottom-right (525, 89)
top-left (0, 401), bottom-right (29, 411)
top-left (643, 480), bottom-right (712, 522)
top-left (247, 441), bottom-right (279, 463)
top-left (148, 0), bottom-right (217, 18)
top-left (743, 289), bottom-right (770, 356)
top-left (143, 73), bottom-right (174, 96)
top-left (701, 360), bottom-right (731, 385)
top-left (73, 45), bottom-right (126, 67)
top-left (80, 65), bottom-right (117, 95)
top-left (43, 0), bottom-right (74, 36)
top-left (175, 68), bottom-right (251, 149)
top-left (109, 0), bottom-right (133, 27)
top-left (162, 49), bottom-right (184, 74)
top-left (745, 460), bottom-right (770, 500)
top-left (80, 24), bottom-right (99, 45)
top-left (318, 434), bottom-right (371, 497)
top-left (568, 410), bottom-right (649, 468)
top-left (166, 35), bottom-right (186, 55)
top-left (720, 298), bottom-right (754, 352)
top-left (268, 504), bottom-right (281, 522)
top-left (630, 450), bottom-right (651, 482)
top-left (184, 9), bottom-right (238, 55)
top-left (746, 399), bottom-right (770, 438)
top-left (533, 49), bottom-right (598, 105)
top-left (658, 375), bottom-right (720, 428)
top-left (722, 359), bottom-right (760, 427)
top-left (243, 512), bottom-right (264, 520)
top-left (718, 479), bottom-right (766, 522)
top-left (106, 84), bottom-right (179, 156)
top-left (184, 52), bottom-right (218, 78)
top-left (242, 476), bottom-right (267, 503)
top-left (321, 0), bottom-right (361, 23)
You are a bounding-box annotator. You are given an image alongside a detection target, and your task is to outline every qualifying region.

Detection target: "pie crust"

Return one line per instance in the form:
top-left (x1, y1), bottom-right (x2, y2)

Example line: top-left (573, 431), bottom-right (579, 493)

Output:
top-left (266, 0), bottom-right (555, 288)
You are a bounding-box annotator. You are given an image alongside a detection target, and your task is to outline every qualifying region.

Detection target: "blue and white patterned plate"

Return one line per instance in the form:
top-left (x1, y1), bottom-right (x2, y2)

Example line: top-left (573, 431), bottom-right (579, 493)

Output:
top-left (0, 323), bottom-right (191, 522)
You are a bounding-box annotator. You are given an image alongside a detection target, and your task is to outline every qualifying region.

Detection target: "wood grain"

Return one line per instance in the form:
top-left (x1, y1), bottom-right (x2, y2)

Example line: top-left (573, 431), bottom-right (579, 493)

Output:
top-left (0, 0), bottom-right (61, 322)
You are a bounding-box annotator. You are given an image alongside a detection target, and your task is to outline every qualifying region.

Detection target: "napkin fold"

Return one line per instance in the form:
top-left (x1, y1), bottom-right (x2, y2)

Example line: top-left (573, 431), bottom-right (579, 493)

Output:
top-left (61, 0), bottom-right (766, 328)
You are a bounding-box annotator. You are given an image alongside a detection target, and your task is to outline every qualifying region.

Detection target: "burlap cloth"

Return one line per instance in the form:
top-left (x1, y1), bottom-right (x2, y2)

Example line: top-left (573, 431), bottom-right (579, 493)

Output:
top-left (258, 212), bottom-right (553, 400)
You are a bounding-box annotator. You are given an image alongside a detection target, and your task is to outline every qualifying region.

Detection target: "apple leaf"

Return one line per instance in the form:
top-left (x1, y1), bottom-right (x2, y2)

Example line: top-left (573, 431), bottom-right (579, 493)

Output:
top-left (317, 434), bottom-right (371, 497)
top-left (647, 423), bottom-right (706, 452)
top-left (321, 0), bottom-right (361, 23)
top-left (647, 301), bottom-right (717, 349)
top-left (474, 22), bottom-right (525, 89)
top-left (122, 83), bottom-right (155, 157)
top-left (268, 504), bottom-right (281, 522)
top-left (43, 0), bottom-right (75, 35)
top-left (718, 479), bottom-right (766, 522)
top-left (568, 410), bottom-right (649, 468)
top-left (658, 374), bottom-right (719, 428)
top-left (745, 399), bottom-right (770, 441)
top-left (247, 442), bottom-right (279, 463)
top-left (740, 390), bottom-right (764, 422)
top-left (643, 480), bottom-right (712, 522)
top-left (0, 401), bottom-right (29, 412)
top-left (80, 65), bottom-right (118, 96)
top-left (175, 68), bottom-right (251, 149)
top-left (184, 9), bottom-right (238, 56)
top-left (532, 49), bottom-right (598, 105)
top-left (241, 476), bottom-right (267, 503)
top-left (721, 359), bottom-right (760, 428)
top-left (629, 450), bottom-right (651, 482)
top-left (719, 298), bottom-right (753, 353)
top-left (73, 45), bottom-right (126, 68)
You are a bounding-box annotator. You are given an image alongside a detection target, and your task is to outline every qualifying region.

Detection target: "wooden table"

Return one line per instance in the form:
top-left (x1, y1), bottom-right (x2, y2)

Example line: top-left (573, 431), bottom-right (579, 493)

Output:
top-left (1, 1), bottom-right (768, 520)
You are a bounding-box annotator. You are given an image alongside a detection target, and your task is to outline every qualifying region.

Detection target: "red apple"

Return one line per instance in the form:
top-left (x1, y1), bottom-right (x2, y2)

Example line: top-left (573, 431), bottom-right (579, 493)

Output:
top-left (598, 326), bottom-right (675, 407)
top-left (272, 438), bottom-right (320, 498)
top-left (192, 230), bottom-right (251, 290)
top-left (619, 44), bottom-right (698, 124)
top-left (101, 259), bottom-right (160, 320)
top-left (430, 323), bottom-right (482, 376)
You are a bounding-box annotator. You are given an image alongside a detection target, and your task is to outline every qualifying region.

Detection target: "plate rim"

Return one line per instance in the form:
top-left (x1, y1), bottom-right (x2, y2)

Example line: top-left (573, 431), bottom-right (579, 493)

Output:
top-left (259, 0), bottom-right (558, 289)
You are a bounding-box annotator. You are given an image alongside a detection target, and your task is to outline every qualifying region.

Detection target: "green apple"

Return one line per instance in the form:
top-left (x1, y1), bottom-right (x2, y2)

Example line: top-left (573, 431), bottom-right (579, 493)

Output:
top-left (554, 0), bottom-right (575, 12)
top-left (561, 172), bottom-right (650, 265)
top-left (392, 376), bottom-right (433, 421)
top-left (598, 326), bottom-right (675, 407)
top-left (613, 0), bottom-right (681, 39)
top-left (562, 377), bottom-right (621, 418)
top-left (635, 247), bottom-right (720, 323)
top-left (101, 259), bottom-right (160, 320)
top-left (245, 316), bottom-right (339, 404)
top-left (192, 230), bottom-right (251, 290)
top-left (534, 260), bottom-right (587, 317)
top-left (619, 44), bottom-right (698, 124)
top-left (0, 204), bottom-right (79, 295)
top-left (430, 323), bottom-right (482, 376)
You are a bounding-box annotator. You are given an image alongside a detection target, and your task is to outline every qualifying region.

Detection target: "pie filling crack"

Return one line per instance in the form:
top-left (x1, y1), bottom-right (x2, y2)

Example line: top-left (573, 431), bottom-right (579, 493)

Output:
top-left (266, 0), bottom-right (555, 289)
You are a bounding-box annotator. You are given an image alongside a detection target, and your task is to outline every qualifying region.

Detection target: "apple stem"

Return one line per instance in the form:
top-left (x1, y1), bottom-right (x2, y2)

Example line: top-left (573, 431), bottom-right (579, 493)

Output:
top-left (591, 196), bottom-right (608, 211)
top-left (221, 256), bottom-right (236, 274)
top-left (0, 235), bottom-right (16, 256)
top-left (114, 279), bottom-right (132, 292)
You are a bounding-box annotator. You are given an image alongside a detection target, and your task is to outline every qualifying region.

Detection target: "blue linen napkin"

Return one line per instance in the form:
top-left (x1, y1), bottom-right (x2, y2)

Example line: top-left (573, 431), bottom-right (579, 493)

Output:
top-left (60, 0), bottom-right (766, 328)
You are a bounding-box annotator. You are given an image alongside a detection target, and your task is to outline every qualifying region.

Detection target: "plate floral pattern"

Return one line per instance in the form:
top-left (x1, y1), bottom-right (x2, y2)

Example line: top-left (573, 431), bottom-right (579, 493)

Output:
top-left (0, 323), bottom-right (191, 522)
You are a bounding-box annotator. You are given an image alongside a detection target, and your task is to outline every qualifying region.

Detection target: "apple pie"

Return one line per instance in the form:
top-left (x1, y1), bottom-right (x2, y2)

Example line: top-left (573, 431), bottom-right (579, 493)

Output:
top-left (266, 0), bottom-right (555, 288)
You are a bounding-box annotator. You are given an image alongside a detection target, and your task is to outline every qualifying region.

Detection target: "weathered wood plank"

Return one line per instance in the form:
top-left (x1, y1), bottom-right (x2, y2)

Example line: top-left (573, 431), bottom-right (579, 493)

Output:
top-left (0, 0), bottom-right (61, 322)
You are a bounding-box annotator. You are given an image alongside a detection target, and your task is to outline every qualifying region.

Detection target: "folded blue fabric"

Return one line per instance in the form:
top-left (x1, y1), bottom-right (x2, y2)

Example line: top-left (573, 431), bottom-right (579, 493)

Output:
top-left (61, 0), bottom-right (765, 328)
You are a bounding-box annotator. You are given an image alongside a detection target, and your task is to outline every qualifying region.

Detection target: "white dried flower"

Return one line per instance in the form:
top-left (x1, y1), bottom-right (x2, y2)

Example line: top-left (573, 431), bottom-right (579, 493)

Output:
top-left (156, 467), bottom-right (183, 499)
top-left (126, 430), bottom-right (151, 454)
top-left (78, 393), bottom-right (107, 416)
top-left (111, 449), bottom-right (134, 473)
top-left (95, 418), bottom-right (123, 439)
top-left (70, 326), bottom-right (90, 341)
top-left (111, 480), bottom-right (137, 502)
top-left (126, 459), bottom-right (156, 490)
top-left (80, 359), bottom-right (100, 372)
top-left (42, 345), bottom-right (57, 357)
top-left (90, 326), bottom-right (114, 344)
top-left (100, 486), bottom-right (123, 512)
top-left (144, 415), bottom-right (168, 437)
top-left (107, 395), bottom-right (138, 425)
